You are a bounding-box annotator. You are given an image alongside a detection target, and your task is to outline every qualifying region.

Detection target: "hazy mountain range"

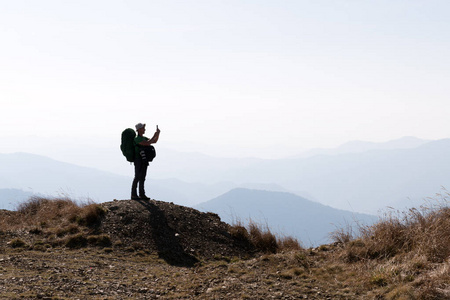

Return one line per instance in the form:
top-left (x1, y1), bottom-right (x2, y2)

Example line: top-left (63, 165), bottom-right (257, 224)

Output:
top-left (0, 152), bottom-right (284, 209)
top-left (214, 139), bottom-right (450, 213)
top-left (1, 137), bottom-right (448, 215)
top-left (152, 137), bottom-right (450, 213)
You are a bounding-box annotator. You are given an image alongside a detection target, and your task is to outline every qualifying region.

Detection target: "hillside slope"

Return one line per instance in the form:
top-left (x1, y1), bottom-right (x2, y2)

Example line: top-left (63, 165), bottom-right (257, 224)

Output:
top-left (98, 199), bottom-right (254, 266)
top-left (0, 198), bottom-right (255, 267)
top-left (0, 196), bottom-right (448, 299)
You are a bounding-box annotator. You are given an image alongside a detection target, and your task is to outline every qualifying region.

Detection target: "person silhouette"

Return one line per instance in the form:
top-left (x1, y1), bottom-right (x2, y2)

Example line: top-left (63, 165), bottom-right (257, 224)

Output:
top-left (131, 123), bottom-right (160, 200)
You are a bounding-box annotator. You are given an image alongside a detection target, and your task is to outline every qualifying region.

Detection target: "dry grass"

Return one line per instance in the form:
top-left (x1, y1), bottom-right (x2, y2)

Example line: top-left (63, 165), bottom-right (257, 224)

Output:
top-left (0, 196), bottom-right (107, 251)
top-left (230, 219), bottom-right (302, 254)
top-left (0, 196), bottom-right (105, 231)
top-left (1, 194), bottom-right (449, 299)
top-left (335, 202), bottom-right (450, 263)
top-left (278, 235), bottom-right (303, 251)
top-left (331, 193), bottom-right (450, 299)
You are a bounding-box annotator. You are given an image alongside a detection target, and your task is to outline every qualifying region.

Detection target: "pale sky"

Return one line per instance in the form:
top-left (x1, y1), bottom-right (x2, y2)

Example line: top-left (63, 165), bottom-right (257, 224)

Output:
top-left (1, 0), bottom-right (450, 159)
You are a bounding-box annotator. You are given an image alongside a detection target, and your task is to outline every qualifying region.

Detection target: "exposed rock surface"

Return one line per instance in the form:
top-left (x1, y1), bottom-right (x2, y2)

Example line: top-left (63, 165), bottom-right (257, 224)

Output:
top-left (99, 199), bottom-right (255, 265)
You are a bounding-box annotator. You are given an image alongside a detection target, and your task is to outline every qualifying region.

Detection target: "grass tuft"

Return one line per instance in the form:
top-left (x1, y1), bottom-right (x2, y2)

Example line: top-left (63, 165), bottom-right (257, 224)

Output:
top-left (230, 219), bottom-right (302, 254)
top-left (80, 204), bottom-right (107, 227)
top-left (248, 221), bottom-right (278, 254)
top-left (229, 221), bottom-right (250, 242)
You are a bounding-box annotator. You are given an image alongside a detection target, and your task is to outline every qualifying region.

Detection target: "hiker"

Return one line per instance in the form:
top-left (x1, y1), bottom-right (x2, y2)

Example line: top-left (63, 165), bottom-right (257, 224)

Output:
top-left (131, 123), bottom-right (160, 200)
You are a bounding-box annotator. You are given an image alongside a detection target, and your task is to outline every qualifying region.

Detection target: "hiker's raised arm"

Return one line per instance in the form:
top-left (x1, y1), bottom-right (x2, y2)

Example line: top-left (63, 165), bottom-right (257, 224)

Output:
top-left (148, 127), bottom-right (160, 144)
top-left (139, 126), bottom-right (160, 145)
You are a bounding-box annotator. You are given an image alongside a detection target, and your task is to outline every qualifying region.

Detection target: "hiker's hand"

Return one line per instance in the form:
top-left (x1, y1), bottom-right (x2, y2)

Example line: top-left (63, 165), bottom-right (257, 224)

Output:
top-left (156, 125), bottom-right (160, 133)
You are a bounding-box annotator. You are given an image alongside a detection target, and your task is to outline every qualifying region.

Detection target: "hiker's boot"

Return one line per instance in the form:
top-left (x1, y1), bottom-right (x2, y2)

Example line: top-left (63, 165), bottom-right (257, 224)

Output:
top-left (131, 194), bottom-right (140, 200)
top-left (140, 195), bottom-right (150, 200)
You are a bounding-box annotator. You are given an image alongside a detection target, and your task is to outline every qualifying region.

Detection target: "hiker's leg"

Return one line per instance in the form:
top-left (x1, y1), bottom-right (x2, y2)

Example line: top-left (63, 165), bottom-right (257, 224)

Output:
top-left (131, 159), bottom-right (142, 198)
top-left (138, 163), bottom-right (148, 197)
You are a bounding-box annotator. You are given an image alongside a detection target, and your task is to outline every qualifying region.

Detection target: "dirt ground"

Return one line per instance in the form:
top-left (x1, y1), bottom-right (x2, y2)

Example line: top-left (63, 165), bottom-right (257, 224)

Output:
top-left (0, 246), bottom-right (362, 299)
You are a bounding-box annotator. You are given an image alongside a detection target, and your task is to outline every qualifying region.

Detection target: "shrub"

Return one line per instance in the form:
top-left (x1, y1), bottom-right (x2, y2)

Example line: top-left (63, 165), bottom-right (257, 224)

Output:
top-left (248, 221), bottom-right (278, 254)
top-left (330, 224), bottom-right (354, 245)
top-left (412, 206), bottom-right (450, 262)
top-left (229, 223), bottom-right (250, 242)
top-left (278, 236), bottom-right (302, 251)
top-left (17, 197), bottom-right (80, 222)
top-left (337, 196), bottom-right (450, 263)
top-left (70, 204), bottom-right (106, 227)
top-left (3, 196), bottom-right (107, 234)
top-left (16, 197), bottom-right (49, 215)
top-left (230, 219), bottom-right (302, 254)
top-left (82, 204), bottom-right (107, 227)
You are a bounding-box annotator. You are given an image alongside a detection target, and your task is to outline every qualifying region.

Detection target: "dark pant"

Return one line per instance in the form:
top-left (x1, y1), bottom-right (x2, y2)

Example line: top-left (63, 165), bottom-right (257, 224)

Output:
top-left (131, 158), bottom-right (148, 197)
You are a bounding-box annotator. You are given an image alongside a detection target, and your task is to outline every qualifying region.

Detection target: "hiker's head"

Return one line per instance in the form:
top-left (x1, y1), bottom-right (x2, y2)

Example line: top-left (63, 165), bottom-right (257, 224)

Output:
top-left (135, 123), bottom-right (146, 135)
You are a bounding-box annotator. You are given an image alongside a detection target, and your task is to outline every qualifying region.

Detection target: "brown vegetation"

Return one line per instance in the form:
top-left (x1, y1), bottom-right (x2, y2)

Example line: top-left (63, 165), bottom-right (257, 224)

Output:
top-left (332, 195), bottom-right (450, 299)
top-left (229, 219), bottom-right (302, 254)
top-left (2, 196), bottom-right (105, 231)
top-left (0, 195), bottom-right (449, 299)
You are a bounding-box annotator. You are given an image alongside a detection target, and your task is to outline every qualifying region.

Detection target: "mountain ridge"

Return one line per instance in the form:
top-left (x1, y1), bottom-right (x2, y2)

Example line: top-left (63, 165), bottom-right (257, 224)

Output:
top-left (2, 137), bottom-right (449, 215)
top-left (211, 139), bottom-right (450, 213)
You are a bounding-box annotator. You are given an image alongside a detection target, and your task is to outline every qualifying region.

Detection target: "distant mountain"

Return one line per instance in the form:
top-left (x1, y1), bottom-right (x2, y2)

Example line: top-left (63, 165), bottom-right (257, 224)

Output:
top-left (195, 188), bottom-right (377, 247)
top-left (0, 152), bottom-right (132, 202)
top-left (149, 179), bottom-right (289, 207)
top-left (0, 153), bottom-right (270, 207)
top-left (201, 139), bottom-right (450, 214)
top-left (0, 153), bottom-right (192, 205)
top-left (2, 137), bottom-right (449, 214)
top-left (152, 137), bottom-right (450, 213)
top-left (0, 188), bottom-right (36, 210)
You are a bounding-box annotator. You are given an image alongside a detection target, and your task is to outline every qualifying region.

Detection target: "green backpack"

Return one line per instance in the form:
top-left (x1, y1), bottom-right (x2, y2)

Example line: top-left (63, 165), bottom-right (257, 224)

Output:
top-left (120, 128), bottom-right (136, 162)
